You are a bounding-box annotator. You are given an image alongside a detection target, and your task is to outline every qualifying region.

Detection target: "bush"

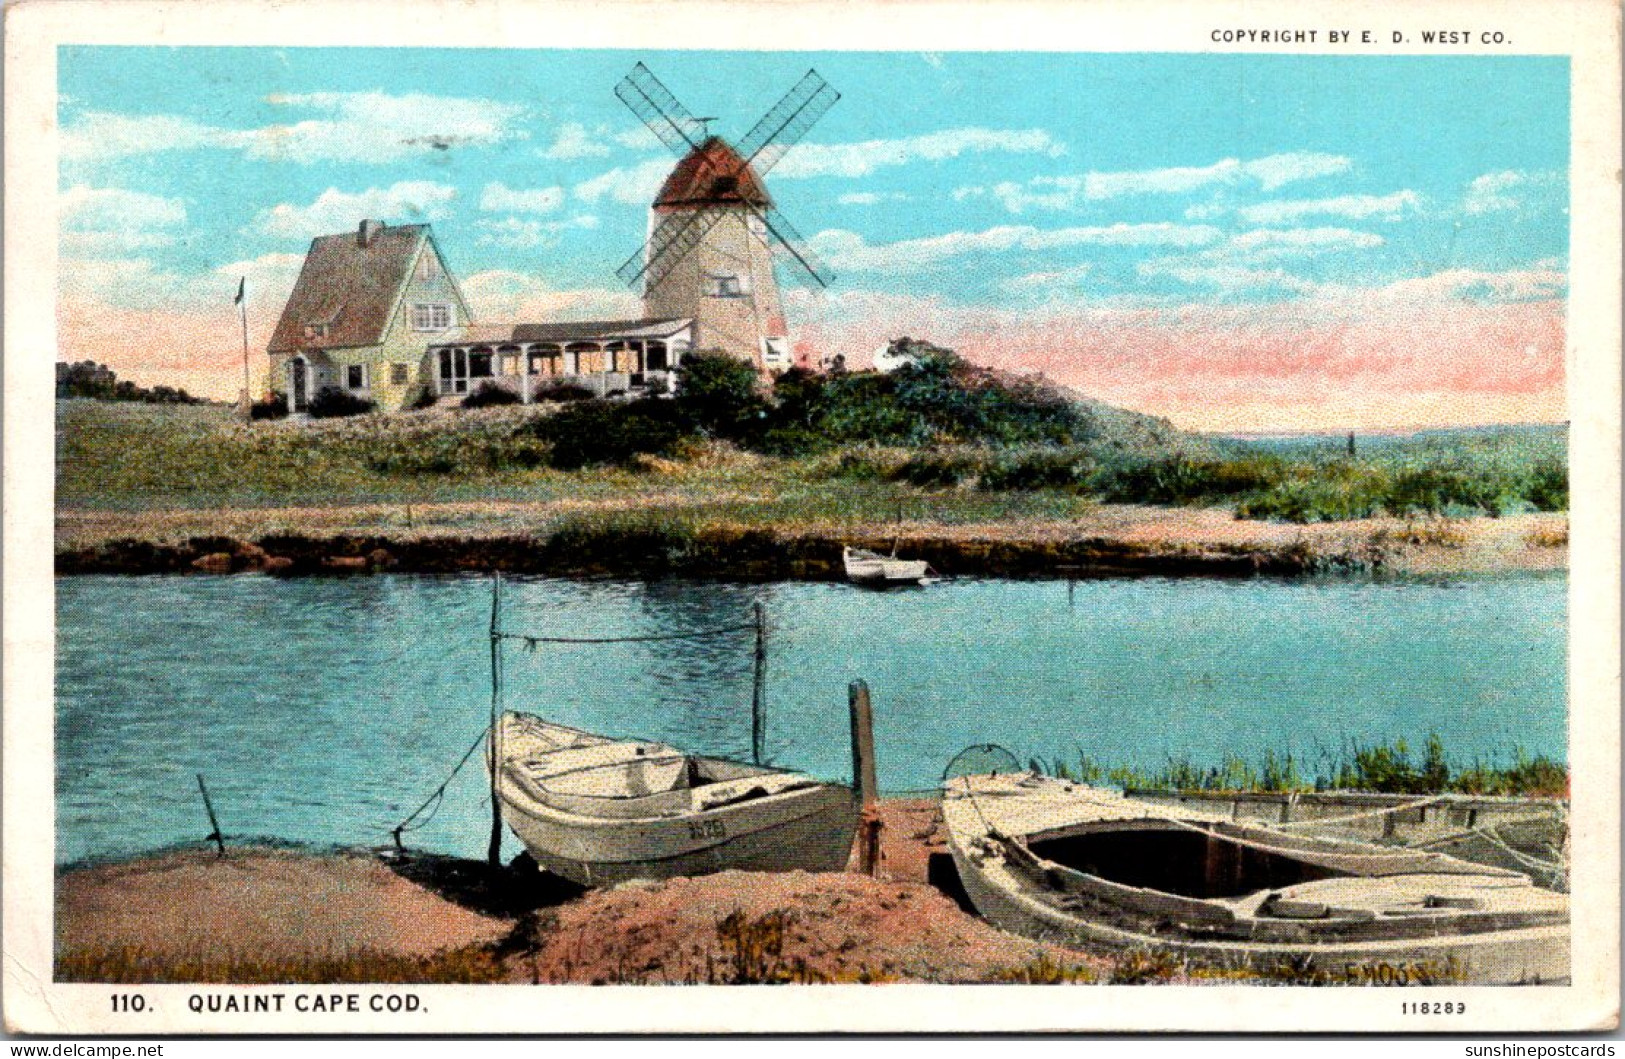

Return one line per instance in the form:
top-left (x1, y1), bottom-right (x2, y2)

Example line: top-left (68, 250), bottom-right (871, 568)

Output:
top-left (461, 382), bottom-right (520, 409)
top-left (521, 398), bottom-right (692, 469)
top-left (306, 387), bottom-right (375, 419)
top-left (408, 387), bottom-right (440, 410)
top-left (533, 382), bottom-right (596, 403)
top-left (249, 393), bottom-right (288, 421)
top-left (676, 352), bottom-right (768, 438)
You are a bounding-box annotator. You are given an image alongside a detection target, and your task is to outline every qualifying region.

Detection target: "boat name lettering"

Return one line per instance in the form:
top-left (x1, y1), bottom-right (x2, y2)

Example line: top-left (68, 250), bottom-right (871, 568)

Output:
top-left (688, 819), bottom-right (727, 841)
top-left (1343, 957), bottom-right (1467, 986)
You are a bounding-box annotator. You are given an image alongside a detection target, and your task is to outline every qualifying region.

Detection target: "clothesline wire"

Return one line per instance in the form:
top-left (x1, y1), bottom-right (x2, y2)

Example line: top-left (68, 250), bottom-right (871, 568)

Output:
top-left (494, 622), bottom-right (757, 646)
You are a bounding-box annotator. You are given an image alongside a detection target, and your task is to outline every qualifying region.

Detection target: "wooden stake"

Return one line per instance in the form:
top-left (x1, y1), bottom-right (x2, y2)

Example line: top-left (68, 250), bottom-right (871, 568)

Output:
top-left (487, 572), bottom-right (503, 867)
top-left (751, 602), bottom-right (767, 765)
top-left (848, 680), bottom-right (878, 809)
top-left (196, 774), bottom-right (225, 858)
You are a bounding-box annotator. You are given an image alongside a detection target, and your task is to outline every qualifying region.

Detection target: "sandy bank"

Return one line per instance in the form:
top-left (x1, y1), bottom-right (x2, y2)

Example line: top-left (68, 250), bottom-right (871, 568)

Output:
top-left (54, 800), bottom-right (1113, 985)
top-left (55, 504), bottom-right (1567, 579)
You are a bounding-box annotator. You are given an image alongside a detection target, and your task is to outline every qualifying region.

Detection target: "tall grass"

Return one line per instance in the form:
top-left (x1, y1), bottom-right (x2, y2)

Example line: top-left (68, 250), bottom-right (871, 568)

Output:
top-left (1034, 735), bottom-right (1566, 797)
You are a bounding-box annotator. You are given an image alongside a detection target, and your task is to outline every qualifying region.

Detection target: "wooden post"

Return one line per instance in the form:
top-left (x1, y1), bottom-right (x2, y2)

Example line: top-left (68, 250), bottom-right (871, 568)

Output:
top-left (751, 602), bottom-right (768, 765)
top-left (196, 774), bottom-right (226, 857)
top-left (487, 572), bottom-right (503, 867)
top-left (848, 680), bottom-right (883, 876)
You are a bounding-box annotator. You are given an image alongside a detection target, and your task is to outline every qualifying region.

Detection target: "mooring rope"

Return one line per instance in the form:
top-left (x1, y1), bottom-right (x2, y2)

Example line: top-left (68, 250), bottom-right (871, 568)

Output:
top-left (390, 724), bottom-right (491, 848)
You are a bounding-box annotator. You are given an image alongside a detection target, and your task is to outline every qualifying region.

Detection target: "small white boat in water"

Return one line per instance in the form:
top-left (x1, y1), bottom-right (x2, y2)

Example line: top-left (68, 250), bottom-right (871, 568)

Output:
top-left (495, 713), bottom-right (858, 887)
top-left (943, 772), bottom-right (1570, 984)
top-left (843, 545), bottom-right (932, 586)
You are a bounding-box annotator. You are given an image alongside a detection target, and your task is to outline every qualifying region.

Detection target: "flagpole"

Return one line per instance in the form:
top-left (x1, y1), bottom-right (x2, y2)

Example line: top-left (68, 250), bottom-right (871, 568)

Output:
top-left (238, 278), bottom-right (250, 406)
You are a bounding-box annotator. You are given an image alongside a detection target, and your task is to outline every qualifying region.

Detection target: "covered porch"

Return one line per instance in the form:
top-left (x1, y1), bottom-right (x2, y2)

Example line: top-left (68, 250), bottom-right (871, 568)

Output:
top-left (428, 318), bottom-right (692, 402)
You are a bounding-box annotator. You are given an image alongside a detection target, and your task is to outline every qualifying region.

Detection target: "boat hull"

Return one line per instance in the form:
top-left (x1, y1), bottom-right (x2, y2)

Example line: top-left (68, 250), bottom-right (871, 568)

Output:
top-left (943, 775), bottom-right (1570, 985)
top-left (506, 780), bottom-right (856, 887)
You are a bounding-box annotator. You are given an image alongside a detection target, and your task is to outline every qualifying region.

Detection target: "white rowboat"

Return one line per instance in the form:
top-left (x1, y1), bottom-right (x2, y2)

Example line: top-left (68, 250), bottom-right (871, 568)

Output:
top-left (843, 546), bottom-right (931, 586)
top-left (943, 772), bottom-right (1570, 985)
top-left (496, 713), bottom-right (858, 887)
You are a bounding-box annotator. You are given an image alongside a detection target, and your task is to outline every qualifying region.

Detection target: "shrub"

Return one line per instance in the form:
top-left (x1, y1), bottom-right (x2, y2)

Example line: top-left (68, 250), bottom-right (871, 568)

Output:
top-left (521, 398), bottom-right (692, 469)
top-left (408, 387), bottom-right (440, 410)
top-left (676, 351), bottom-right (768, 439)
top-left (306, 387), bottom-right (375, 419)
top-left (461, 382), bottom-right (521, 409)
top-left (249, 393), bottom-right (288, 421)
top-left (533, 382), bottom-right (596, 403)
top-left (1525, 461), bottom-right (1568, 511)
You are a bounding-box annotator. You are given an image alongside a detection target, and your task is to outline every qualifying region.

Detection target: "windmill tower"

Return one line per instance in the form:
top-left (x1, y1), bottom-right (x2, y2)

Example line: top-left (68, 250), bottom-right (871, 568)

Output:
top-left (614, 63), bottom-right (839, 375)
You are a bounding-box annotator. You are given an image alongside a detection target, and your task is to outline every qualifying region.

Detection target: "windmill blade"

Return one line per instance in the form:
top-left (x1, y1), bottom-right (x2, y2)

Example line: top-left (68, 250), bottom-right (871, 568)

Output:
top-left (752, 204), bottom-right (835, 289)
top-left (615, 62), bottom-right (708, 156)
top-left (734, 69), bottom-right (841, 179)
top-left (615, 205), bottom-right (730, 289)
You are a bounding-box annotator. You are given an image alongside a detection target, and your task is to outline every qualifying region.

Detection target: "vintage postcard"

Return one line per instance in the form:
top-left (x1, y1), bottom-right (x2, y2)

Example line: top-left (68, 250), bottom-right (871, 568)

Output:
top-left (4, 0), bottom-right (1619, 1036)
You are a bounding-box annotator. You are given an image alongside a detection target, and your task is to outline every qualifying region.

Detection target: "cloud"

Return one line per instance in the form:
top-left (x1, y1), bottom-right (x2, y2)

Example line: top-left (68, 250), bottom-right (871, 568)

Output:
top-left (1225, 226), bottom-right (1384, 259)
top-left (59, 185), bottom-right (187, 253)
top-left (774, 128), bottom-right (1065, 179)
top-left (474, 215), bottom-right (599, 250)
top-left (479, 182), bottom-right (565, 214)
top-left (1234, 191), bottom-right (1423, 225)
top-left (251, 181), bottom-right (458, 239)
top-left (836, 191), bottom-right (910, 206)
top-left (965, 152), bottom-right (1353, 213)
top-left (459, 269), bottom-right (638, 321)
top-left (809, 223), bottom-right (1222, 271)
top-left (1136, 261), bottom-right (1323, 296)
top-left (572, 157), bottom-right (674, 205)
top-left (1463, 170), bottom-right (1564, 214)
top-left (61, 92), bottom-right (526, 165)
top-left (538, 122), bottom-right (612, 160)
top-left (999, 263), bottom-right (1094, 295)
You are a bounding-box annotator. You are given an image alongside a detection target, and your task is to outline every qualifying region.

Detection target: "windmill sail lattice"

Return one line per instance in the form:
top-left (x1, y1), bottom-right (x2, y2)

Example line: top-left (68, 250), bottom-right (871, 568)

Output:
top-left (613, 64), bottom-right (839, 292)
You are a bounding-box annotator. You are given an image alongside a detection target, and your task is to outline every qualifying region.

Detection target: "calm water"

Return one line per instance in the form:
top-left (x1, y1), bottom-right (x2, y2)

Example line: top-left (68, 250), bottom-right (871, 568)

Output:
top-left (56, 572), bottom-right (1567, 865)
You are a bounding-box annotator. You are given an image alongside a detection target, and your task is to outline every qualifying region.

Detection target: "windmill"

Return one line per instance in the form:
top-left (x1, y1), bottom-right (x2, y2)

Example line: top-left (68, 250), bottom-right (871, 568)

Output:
top-left (614, 62), bottom-right (839, 374)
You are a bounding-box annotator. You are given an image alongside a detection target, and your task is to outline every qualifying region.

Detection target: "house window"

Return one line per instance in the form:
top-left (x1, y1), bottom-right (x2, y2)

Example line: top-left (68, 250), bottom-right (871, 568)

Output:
top-left (468, 351), bottom-right (494, 378)
top-left (417, 252), bottom-right (440, 281)
top-left (390, 363), bottom-right (409, 385)
top-left (346, 364), bottom-right (370, 391)
top-left (705, 273), bottom-right (747, 298)
top-left (303, 322), bottom-right (329, 340)
top-left (411, 303), bottom-right (452, 331)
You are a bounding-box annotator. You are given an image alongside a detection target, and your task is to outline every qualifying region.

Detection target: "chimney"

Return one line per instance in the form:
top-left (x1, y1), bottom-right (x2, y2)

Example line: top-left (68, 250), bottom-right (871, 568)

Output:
top-left (358, 219), bottom-right (383, 247)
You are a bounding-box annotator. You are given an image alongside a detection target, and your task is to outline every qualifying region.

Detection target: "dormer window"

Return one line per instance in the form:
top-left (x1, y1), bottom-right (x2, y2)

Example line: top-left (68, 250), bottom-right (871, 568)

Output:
top-left (303, 322), bottom-right (330, 340)
top-left (411, 303), bottom-right (452, 331)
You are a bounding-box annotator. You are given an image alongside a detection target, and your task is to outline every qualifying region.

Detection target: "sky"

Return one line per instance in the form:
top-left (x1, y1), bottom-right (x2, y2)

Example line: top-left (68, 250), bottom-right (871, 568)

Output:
top-left (57, 47), bottom-right (1569, 431)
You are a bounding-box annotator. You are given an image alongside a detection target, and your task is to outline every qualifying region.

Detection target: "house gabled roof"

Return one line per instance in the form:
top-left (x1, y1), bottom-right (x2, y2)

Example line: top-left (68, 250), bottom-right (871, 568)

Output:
top-left (268, 222), bottom-right (463, 353)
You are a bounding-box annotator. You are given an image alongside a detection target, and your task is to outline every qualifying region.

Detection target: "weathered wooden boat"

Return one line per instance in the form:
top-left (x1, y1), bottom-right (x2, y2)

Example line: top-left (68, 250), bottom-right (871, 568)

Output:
top-left (496, 712), bottom-right (858, 887)
top-left (943, 772), bottom-right (1570, 984)
top-left (843, 545), bottom-right (932, 586)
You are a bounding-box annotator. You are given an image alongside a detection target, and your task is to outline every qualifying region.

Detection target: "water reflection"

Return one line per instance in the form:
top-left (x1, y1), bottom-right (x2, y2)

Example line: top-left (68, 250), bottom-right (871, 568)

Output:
top-left (56, 572), bottom-right (1567, 864)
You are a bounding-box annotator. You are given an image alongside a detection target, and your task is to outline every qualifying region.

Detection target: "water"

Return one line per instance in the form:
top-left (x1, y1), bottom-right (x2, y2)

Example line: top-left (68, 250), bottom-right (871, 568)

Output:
top-left (55, 572), bottom-right (1567, 865)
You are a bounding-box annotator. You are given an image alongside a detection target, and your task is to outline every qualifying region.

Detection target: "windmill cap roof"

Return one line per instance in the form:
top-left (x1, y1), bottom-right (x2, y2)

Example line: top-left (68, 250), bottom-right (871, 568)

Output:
top-left (654, 137), bottom-right (772, 209)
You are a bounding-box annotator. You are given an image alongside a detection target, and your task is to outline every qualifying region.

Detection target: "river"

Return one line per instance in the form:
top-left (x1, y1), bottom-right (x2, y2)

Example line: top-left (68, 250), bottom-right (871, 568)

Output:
top-left (55, 571), bottom-right (1567, 865)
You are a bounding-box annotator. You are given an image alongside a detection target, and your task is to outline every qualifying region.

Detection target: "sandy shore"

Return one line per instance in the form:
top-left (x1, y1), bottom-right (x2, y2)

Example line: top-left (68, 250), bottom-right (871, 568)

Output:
top-left (55, 800), bottom-right (1120, 985)
top-left (55, 503), bottom-right (1567, 579)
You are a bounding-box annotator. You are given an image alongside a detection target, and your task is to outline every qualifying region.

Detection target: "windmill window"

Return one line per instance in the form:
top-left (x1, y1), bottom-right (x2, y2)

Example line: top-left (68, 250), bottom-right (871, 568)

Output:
top-left (705, 273), bottom-right (748, 298)
top-left (411, 303), bottom-right (453, 331)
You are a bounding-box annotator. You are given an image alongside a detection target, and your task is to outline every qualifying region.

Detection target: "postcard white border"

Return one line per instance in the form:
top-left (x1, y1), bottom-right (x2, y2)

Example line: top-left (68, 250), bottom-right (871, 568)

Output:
top-left (5, 0), bottom-right (1619, 1035)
